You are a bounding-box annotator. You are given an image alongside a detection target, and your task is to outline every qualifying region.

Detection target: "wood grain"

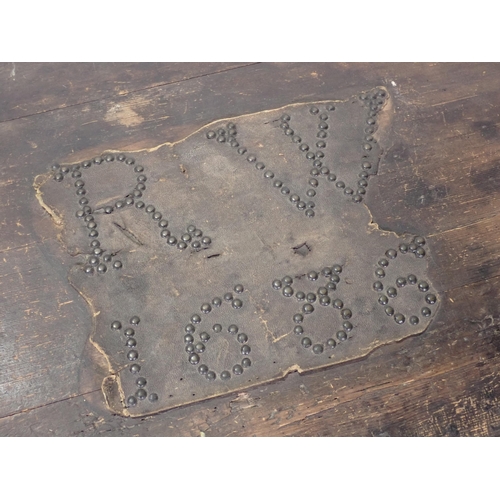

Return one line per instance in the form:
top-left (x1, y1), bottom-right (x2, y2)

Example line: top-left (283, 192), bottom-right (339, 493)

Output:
top-left (1, 62), bottom-right (499, 435)
top-left (0, 62), bottom-right (256, 122)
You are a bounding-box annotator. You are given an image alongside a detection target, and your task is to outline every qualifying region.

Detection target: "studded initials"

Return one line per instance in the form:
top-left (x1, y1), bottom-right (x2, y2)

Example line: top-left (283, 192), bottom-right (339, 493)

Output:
top-left (39, 87), bottom-right (440, 416)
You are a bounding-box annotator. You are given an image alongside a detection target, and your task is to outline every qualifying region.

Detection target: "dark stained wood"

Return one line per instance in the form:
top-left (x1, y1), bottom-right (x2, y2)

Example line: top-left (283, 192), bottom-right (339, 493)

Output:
top-left (1, 62), bottom-right (500, 435)
top-left (0, 62), bottom-right (256, 122)
top-left (2, 276), bottom-right (499, 437)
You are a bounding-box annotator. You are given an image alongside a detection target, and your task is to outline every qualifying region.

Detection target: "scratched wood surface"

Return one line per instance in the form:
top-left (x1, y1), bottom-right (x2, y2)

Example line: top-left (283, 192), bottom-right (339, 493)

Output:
top-left (1, 62), bottom-right (500, 436)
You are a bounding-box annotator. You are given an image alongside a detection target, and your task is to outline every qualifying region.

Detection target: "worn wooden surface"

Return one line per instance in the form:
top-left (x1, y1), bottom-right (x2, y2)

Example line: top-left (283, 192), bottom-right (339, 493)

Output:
top-left (1, 62), bottom-right (499, 436)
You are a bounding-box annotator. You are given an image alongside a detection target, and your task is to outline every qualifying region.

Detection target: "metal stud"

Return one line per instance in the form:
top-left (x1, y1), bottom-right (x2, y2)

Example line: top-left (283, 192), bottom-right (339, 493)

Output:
top-left (272, 279), bottom-right (282, 290)
top-left (136, 388), bottom-right (147, 400)
top-left (312, 344), bottom-right (324, 355)
top-left (333, 299), bottom-right (343, 309)
top-left (301, 337), bottom-right (312, 348)
top-left (237, 333), bottom-right (248, 344)
top-left (396, 277), bottom-right (407, 288)
top-left (88, 256), bottom-right (99, 266)
top-left (394, 313), bottom-right (405, 324)
top-left (319, 296), bottom-right (331, 306)
top-left (327, 338), bottom-right (336, 348)
top-left (378, 295), bottom-right (389, 305)
top-left (189, 354), bottom-right (200, 365)
top-left (343, 321), bottom-right (353, 332)
top-left (303, 304), bottom-right (314, 314)
top-left (341, 309), bottom-right (352, 320)
top-left (307, 271), bottom-right (318, 281)
top-left (386, 249), bottom-right (397, 259)
top-left (415, 247), bottom-right (426, 258)
top-left (426, 294), bottom-right (437, 304)
top-left (293, 313), bottom-right (304, 323)
top-left (336, 331), bottom-right (347, 342)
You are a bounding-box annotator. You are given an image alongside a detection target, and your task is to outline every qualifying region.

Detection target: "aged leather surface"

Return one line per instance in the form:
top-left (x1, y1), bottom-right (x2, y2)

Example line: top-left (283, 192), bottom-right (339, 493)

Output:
top-left (38, 87), bottom-right (440, 416)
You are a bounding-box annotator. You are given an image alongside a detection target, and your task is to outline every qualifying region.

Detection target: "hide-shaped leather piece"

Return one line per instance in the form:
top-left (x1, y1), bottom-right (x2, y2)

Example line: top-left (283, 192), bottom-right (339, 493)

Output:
top-left (38, 88), bottom-right (440, 416)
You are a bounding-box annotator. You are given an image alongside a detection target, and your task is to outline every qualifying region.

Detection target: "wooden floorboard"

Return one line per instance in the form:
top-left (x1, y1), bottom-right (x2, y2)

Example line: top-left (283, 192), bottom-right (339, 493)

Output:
top-left (0, 62), bottom-right (256, 122)
top-left (1, 62), bottom-right (500, 435)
